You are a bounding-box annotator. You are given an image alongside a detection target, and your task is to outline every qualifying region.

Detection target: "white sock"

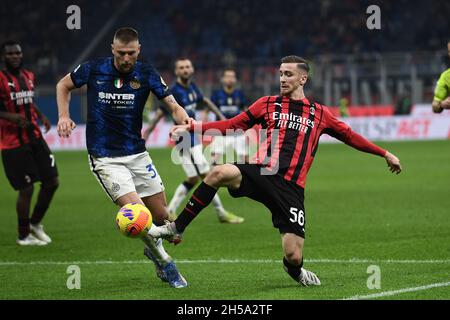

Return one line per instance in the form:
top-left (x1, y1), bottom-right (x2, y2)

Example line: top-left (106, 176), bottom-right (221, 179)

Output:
top-left (168, 183), bottom-right (189, 214)
top-left (141, 231), bottom-right (171, 266)
top-left (212, 194), bottom-right (226, 217)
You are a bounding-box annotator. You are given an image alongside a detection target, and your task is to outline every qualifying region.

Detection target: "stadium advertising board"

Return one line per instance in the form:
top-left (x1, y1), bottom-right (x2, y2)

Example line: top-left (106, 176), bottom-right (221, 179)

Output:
top-left (44, 106), bottom-right (450, 150)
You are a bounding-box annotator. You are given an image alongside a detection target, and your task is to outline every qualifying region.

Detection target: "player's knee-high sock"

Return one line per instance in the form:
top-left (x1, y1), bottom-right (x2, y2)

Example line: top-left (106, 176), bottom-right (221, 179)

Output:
top-left (17, 186), bottom-right (34, 239)
top-left (212, 194), bottom-right (226, 217)
top-left (283, 257), bottom-right (304, 282)
top-left (30, 181), bottom-right (58, 225)
top-left (141, 231), bottom-right (171, 266)
top-left (168, 181), bottom-right (194, 214)
top-left (175, 182), bottom-right (217, 233)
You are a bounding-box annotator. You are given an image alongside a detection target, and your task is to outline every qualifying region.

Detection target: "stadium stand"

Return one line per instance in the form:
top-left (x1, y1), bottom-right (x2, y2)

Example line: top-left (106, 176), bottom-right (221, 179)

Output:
top-left (1, 0), bottom-right (449, 118)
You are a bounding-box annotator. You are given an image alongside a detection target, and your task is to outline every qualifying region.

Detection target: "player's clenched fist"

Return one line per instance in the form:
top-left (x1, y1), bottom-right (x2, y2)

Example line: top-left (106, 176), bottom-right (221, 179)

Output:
top-left (170, 124), bottom-right (190, 141)
top-left (57, 117), bottom-right (76, 138)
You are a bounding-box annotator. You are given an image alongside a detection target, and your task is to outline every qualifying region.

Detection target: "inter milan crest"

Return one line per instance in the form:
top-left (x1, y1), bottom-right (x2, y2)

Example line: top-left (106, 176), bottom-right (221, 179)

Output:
top-left (114, 78), bottom-right (123, 89)
top-left (130, 78), bottom-right (141, 89)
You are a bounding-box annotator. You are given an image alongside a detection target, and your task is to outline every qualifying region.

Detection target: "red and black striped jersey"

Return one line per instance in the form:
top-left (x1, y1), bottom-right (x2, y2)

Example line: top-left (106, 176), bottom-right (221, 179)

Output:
top-left (0, 69), bottom-right (42, 150)
top-left (191, 95), bottom-right (386, 188)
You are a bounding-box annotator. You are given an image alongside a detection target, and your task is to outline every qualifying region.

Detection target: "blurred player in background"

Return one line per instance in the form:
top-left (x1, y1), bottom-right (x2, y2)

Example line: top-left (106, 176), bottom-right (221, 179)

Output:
top-left (143, 58), bottom-right (244, 224)
top-left (56, 27), bottom-right (190, 288)
top-left (151, 55), bottom-right (402, 286)
top-left (432, 40), bottom-right (450, 113)
top-left (0, 41), bottom-right (58, 246)
top-left (210, 69), bottom-right (249, 163)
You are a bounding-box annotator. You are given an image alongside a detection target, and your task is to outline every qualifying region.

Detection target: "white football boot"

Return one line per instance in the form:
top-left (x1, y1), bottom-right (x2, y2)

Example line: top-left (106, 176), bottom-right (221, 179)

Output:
top-left (148, 221), bottom-right (182, 244)
top-left (30, 224), bottom-right (52, 243)
top-left (17, 234), bottom-right (47, 246)
top-left (298, 268), bottom-right (321, 286)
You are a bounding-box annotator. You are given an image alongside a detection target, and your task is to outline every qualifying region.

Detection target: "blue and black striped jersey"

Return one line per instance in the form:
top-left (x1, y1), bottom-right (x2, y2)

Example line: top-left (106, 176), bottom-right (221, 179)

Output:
top-left (71, 57), bottom-right (170, 157)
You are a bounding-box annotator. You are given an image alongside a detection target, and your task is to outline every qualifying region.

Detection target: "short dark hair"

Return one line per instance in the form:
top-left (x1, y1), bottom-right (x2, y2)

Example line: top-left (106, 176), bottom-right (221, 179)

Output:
top-left (281, 55), bottom-right (310, 73)
top-left (113, 27), bottom-right (139, 43)
top-left (2, 40), bottom-right (20, 54)
top-left (174, 57), bottom-right (191, 68)
top-left (222, 68), bottom-right (236, 76)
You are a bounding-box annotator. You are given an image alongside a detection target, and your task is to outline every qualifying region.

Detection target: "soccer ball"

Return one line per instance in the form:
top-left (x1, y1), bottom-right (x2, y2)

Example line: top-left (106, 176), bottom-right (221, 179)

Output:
top-left (115, 203), bottom-right (152, 238)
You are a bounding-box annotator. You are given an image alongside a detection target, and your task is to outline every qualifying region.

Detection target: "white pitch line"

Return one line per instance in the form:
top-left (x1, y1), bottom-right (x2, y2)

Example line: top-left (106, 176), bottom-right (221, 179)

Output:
top-left (344, 281), bottom-right (450, 300)
top-left (0, 258), bottom-right (449, 266)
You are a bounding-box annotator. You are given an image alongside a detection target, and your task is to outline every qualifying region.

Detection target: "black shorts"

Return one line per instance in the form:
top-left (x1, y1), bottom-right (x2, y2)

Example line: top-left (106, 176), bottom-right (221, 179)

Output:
top-left (228, 164), bottom-right (306, 238)
top-left (1, 138), bottom-right (58, 190)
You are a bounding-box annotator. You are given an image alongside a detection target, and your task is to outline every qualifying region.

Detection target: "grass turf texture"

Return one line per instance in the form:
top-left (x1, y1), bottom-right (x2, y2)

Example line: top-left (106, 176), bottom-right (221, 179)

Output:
top-left (0, 140), bottom-right (449, 300)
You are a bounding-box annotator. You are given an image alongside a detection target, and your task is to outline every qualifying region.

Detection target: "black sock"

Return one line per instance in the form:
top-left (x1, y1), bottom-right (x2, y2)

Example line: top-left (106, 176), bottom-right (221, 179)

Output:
top-left (18, 218), bottom-right (30, 239)
top-left (283, 257), bottom-right (304, 282)
top-left (30, 182), bottom-right (58, 225)
top-left (182, 181), bottom-right (195, 191)
top-left (175, 182), bottom-right (218, 233)
top-left (30, 205), bottom-right (48, 225)
top-left (17, 186), bottom-right (33, 239)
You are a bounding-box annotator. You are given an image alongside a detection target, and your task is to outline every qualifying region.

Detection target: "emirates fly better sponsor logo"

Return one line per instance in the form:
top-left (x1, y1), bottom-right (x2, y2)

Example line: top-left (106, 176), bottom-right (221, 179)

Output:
top-left (272, 111), bottom-right (314, 133)
top-left (10, 90), bottom-right (34, 105)
top-left (98, 92), bottom-right (135, 109)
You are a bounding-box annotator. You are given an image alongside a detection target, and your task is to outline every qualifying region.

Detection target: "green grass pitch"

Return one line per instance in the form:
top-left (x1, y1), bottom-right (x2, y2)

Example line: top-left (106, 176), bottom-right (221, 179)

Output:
top-left (0, 140), bottom-right (449, 300)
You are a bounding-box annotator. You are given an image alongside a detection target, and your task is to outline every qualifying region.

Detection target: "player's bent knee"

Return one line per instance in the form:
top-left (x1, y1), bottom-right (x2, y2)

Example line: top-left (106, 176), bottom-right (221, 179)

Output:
top-left (204, 166), bottom-right (226, 186)
top-left (284, 250), bottom-right (302, 266)
top-left (42, 177), bottom-right (59, 191)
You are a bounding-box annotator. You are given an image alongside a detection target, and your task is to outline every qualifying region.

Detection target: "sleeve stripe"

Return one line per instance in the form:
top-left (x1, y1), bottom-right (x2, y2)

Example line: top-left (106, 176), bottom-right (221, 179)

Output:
top-left (245, 110), bottom-right (257, 127)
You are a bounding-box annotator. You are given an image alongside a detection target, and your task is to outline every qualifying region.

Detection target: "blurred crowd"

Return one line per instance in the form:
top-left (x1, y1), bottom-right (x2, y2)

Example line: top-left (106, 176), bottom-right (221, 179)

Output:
top-left (1, 0), bottom-right (449, 85)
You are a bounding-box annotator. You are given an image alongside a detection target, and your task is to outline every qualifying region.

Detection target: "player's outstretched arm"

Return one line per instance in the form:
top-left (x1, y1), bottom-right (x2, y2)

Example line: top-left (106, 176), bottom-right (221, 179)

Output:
top-left (170, 97), bottom-right (267, 140)
top-left (384, 151), bottom-right (402, 174)
top-left (56, 74), bottom-right (77, 138)
top-left (324, 106), bottom-right (402, 174)
top-left (161, 95), bottom-right (192, 125)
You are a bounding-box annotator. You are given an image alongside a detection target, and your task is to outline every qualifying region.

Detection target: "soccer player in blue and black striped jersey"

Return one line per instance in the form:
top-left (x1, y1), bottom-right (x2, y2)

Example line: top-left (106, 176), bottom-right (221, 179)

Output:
top-left (56, 27), bottom-right (190, 288)
top-left (210, 69), bottom-right (249, 163)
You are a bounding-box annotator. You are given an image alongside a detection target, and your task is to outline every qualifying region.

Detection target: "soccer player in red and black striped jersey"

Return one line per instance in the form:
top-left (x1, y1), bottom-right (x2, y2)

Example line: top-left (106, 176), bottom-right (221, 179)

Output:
top-left (0, 41), bottom-right (59, 246)
top-left (149, 55), bottom-right (402, 286)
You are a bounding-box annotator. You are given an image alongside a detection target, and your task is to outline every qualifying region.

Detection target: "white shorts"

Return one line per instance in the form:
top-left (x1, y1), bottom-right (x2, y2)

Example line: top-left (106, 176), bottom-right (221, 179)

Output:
top-left (88, 151), bottom-right (165, 202)
top-left (210, 134), bottom-right (247, 157)
top-left (174, 144), bottom-right (210, 178)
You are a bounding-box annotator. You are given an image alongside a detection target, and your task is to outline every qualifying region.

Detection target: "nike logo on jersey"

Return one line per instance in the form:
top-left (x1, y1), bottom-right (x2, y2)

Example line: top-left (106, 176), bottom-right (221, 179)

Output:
top-left (97, 80), bottom-right (107, 85)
